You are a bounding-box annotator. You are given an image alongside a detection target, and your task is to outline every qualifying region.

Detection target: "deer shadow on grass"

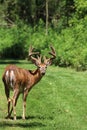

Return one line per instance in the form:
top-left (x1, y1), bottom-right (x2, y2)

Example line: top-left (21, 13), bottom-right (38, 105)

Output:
top-left (0, 115), bottom-right (48, 128)
top-left (0, 121), bottom-right (46, 128)
top-left (15, 115), bottom-right (53, 121)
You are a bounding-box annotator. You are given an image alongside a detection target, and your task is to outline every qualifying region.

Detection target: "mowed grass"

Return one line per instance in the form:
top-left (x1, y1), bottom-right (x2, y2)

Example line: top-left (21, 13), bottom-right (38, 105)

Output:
top-left (0, 60), bottom-right (87, 130)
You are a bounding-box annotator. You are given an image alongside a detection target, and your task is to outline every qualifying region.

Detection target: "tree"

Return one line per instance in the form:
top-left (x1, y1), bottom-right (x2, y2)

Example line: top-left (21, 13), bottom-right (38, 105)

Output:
top-left (46, 0), bottom-right (48, 35)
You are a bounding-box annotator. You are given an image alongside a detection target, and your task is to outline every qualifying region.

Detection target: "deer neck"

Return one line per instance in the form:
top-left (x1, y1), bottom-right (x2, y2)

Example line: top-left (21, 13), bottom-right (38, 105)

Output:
top-left (33, 69), bottom-right (43, 84)
top-left (29, 69), bottom-right (43, 85)
top-left (28, 69), bottom-right (44, 86)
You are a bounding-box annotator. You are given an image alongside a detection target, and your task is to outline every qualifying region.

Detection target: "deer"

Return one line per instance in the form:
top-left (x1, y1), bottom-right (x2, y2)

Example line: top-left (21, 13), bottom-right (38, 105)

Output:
top-left (2, 45), bottom-right (56, 120)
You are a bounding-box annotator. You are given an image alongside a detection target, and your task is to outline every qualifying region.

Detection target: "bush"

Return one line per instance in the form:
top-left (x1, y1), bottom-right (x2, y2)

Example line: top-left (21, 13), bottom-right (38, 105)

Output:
top-left (0, 21), bottom-right (32, 59)
top-left (0, 17), bottom-right (87, 71)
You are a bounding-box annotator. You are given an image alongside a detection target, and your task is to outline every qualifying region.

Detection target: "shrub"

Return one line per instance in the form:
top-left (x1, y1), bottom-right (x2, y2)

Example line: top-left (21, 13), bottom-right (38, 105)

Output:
top-left (0, 17), bottom-right (87, 70)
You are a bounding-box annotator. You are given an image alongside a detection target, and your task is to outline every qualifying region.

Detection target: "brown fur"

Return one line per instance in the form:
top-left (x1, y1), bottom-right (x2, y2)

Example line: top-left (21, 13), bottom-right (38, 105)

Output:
top-left (2, 64), bottom-right (46, 120)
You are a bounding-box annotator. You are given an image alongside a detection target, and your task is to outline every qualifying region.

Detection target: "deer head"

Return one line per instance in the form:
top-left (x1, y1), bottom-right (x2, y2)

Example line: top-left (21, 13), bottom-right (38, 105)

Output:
top-left (28, 45), bottom-right (56, 75)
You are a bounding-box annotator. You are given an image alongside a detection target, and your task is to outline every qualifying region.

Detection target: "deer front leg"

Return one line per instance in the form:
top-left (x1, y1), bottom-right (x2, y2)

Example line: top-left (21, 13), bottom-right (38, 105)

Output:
top-left (22, 100), bottom-right (26, 120)
top-left (22, 89), bottom-right (28, 120)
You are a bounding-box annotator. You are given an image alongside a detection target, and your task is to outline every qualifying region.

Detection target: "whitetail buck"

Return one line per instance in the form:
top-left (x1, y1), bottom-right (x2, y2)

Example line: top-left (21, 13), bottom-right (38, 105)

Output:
top-left (2, 45), bottom-right (56, 120)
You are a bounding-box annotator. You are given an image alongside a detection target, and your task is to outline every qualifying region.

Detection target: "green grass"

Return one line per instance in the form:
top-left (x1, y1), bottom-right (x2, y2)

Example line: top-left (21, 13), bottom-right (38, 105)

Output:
top-left (0, 60), bottom-right (87, 130)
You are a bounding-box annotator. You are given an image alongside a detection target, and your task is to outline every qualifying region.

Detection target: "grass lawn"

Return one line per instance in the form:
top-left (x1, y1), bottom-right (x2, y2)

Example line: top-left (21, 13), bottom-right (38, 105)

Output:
top-left (0, 60), bottom-right (87, 130)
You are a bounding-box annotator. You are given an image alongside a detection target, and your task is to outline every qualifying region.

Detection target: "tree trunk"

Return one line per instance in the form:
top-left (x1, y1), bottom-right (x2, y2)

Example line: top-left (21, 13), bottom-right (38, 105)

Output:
top-left (46, 0), bottom-right (48, 35)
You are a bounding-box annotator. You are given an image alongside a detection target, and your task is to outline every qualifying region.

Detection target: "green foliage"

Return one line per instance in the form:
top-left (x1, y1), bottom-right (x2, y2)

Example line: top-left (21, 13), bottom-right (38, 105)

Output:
top-left (0, 21), bottom-right (32, 59)
top-left (0, 16), bottom-right (87, 70)
top-left (0, 0), bottom-right (87, 70)
top-left (74, 0), bottom-right (87, 18)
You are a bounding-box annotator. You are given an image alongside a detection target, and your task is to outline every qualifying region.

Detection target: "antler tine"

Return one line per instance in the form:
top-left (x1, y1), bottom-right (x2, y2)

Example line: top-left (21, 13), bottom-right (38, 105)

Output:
top-left (49, 45), bottom-right (56, 59)
top-left (29, 45), bottom-right (39, 56)
top-left (44, 45), bottom-right (56, 66)
top-left (28, 45), bottom-right (41, 66)
top-left (37, 55), bottom-right (42, 64)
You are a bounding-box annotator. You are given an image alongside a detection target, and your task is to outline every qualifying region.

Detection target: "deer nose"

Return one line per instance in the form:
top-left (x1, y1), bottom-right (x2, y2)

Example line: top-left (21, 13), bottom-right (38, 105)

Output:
top-left (41, 71), bottom-right (45, 75)
top-left (42, 71), bottom-right (45, 75)
top-left (40, 68), bottom-right (46, 75)
top-left (41, 70), bottom-right (46, 74)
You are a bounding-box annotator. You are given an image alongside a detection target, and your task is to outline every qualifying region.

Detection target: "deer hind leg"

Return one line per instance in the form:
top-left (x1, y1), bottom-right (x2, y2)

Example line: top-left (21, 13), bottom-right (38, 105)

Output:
top-left (4, 86), bottom-right (11, 119)
top-left (12, 88), bottom-right (20, 120)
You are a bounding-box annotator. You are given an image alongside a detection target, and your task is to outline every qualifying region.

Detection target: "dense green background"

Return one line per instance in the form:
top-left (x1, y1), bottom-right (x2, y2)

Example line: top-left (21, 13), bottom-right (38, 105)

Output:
top-left (0, 0), bottom-right (87, 70)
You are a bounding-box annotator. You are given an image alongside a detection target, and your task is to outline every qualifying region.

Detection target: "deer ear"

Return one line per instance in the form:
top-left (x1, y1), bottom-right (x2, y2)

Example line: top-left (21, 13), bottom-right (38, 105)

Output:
top-left (46, 60), bottom-right (52, 66)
